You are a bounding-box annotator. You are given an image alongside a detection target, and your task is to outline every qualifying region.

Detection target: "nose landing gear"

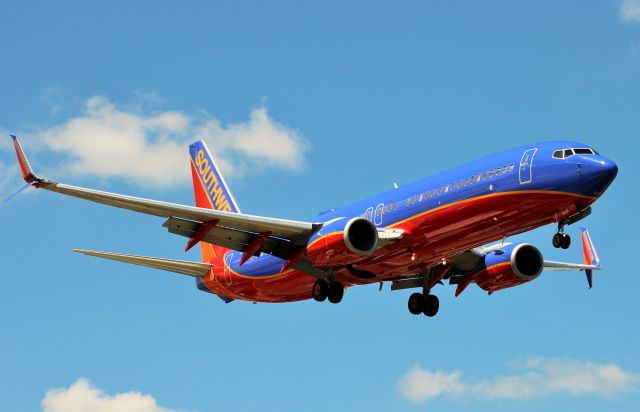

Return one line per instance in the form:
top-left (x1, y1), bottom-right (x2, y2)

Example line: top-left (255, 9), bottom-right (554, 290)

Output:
top-left (552, 222), bottom-right (571, 249)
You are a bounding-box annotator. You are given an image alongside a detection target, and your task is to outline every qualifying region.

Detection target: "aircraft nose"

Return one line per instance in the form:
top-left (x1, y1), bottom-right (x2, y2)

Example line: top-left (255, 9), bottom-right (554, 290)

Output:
top-left (578, 155), bottom-right (618, 195)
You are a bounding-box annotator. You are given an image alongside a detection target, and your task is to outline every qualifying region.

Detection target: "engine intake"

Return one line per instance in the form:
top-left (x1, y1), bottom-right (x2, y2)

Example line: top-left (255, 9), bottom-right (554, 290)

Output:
top-left (474, 243), bottom-right (543, 293)
top-left (307, 217), bottom-right (379, 267)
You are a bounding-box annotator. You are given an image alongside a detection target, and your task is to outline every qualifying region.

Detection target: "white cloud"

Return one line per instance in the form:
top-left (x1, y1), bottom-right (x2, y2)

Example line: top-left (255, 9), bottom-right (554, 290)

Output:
top-left (398, 358), bottom-right (640, 404)
top-left (42, 378), bottom-right (185, 412)
top-left (621, 0), bottom-right (640, 22)
top-left (1, 95), bottom-right (308, 190)
top-left (398, 367), bottom-right (463, 403)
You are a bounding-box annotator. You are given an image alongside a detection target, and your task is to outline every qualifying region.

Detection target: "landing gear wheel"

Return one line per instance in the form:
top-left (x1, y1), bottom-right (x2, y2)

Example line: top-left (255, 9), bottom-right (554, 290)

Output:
top-left (312, 279), bottom-right (328, 302)
top-left (560, 233), bottom-right (571, 249)
top-left (327, 282), bottom-right (344, 304)
top-left (423, 294), bottom-right (440, 317)
top-left (408, 293), bottom-right (424, 315)
top-left (552, 233), bottom-right (562, 249)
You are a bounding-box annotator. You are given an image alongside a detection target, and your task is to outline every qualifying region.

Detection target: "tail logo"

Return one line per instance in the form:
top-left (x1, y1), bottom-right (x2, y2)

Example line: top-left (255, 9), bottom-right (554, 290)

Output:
top-left (194, 149), bottom-right (233, 212)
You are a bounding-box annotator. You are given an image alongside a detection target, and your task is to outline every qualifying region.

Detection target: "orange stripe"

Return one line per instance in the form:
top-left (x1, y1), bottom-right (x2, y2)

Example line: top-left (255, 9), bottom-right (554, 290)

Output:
top-left (389, 190), bottom-right (594, 228)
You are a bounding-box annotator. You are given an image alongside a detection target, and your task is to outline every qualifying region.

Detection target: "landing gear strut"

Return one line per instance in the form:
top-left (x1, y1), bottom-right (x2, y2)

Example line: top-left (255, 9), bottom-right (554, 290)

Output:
top-left (552, 222), bottom-right (571, 249)
top-left (407, 292), bottom-right (440, 317)
top-left (312, 279), bottom-right (344, 304)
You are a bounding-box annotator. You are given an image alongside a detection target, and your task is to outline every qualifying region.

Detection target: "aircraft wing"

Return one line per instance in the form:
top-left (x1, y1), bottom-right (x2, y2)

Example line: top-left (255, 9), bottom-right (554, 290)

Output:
top-left (11, 136), bottom-right (321, 252)
top-left (447, 227), bottom-right (601, 289)
top-left (542, 261), bottom-right (599, 271)
top-left (73, 249), bottom-right (212, 277)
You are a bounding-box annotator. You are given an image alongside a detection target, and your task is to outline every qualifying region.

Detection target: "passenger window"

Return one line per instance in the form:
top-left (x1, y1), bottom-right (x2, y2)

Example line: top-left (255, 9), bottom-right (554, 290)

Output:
top-left (509, 164), bottom-right (514, 171)
top-left (438, 187), bottom-right (442, 195)
top-left (444, 186), bottom-right (449, 193)
top-left (394, 202), bottom-right (398, 210)
top-left (406, 199), bottom-right (410, 206)
top-left (464, 178), bottom-right (468, 186)
top-left (496, 167), bottom-right (500, 175)
top-left (431, 189), bottom-right (436, 197)
top-left (482, 172), bottom-right (487, 179)
top-left (424, 192), bottom-right (429, 200)
top-left (457, 180), bottom-right (462, 188)
top-left (502, 166), bottom-right (508, 173)
top-left (418, 194), bottom-right (423, 202)
top-left (451, 183), bottom-right (455, 190)
top-left (489, 169), bottom-right (494, 177)
top-left (412, 195), bottom-right (417, 204)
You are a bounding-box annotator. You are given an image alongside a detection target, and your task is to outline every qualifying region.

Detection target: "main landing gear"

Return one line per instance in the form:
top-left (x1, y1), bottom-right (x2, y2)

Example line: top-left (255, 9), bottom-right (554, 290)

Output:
top-left (407, 292), bottom-right (439, 317)
top-left (312, 279), bottom-right (344, 304)
top-left (552, 222), bottom-right (571, 249)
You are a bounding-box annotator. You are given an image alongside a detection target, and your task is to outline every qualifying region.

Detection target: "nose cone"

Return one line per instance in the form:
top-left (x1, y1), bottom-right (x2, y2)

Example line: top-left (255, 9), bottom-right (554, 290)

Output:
top-left (578, 155), bottom-right (618, 196)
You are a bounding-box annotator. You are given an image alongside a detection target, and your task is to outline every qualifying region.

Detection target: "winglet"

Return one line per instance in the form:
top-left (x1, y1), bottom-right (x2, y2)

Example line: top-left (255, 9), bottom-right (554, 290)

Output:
top-left (580, 228), bottom-right (600, 268)
top-left (580, 228), bottom-right (599, 289)
top-left (11, 135), bottom-right (45, 185)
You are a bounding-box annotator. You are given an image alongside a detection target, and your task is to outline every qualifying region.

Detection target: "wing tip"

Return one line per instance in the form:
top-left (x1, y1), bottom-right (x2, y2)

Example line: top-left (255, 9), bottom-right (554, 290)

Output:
top-left (11, 134), bottom-right (47, 185)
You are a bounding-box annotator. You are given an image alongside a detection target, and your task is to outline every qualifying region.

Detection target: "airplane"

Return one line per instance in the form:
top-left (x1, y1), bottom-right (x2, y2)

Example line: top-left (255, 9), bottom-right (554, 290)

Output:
top-left (9, 135), bottom-right (617, 317)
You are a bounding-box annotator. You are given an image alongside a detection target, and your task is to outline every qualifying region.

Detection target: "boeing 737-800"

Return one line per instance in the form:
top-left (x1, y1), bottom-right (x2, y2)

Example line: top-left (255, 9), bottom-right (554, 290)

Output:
top-left (10, 135), bottom-right (617, 317)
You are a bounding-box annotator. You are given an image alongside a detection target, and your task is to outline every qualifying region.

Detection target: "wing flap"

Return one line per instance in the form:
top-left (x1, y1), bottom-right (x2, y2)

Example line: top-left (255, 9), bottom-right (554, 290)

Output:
top-left (73, 249), bottom-right (212, 277)
top-left (163, 217), bottom-right (299, 259)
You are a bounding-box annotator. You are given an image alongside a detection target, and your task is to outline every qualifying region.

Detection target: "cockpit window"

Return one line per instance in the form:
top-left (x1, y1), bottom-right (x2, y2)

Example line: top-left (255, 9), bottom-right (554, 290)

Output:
top-left (553, 147), bottom-right (596, 159)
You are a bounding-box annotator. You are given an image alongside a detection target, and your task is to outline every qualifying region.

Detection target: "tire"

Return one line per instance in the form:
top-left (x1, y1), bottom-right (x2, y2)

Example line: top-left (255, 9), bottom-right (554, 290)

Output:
top-left (408, 293), bottom-right (424, 315)
top-left (312, 279), bottom-right (329, 302)
top-left (423, 294), bottom-right (440, 317)
top-left (552, 233), bottom-right (562, 248)
top-left (327, 282), bottom-right (344, 304)
top-left (560, 233), bottom-right (571, 249)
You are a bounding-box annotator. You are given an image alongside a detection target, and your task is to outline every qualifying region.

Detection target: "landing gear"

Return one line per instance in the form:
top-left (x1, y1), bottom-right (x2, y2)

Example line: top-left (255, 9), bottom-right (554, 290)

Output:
top-left (408, 292), bottom-right (424, 315)
top-left (327, 281), bottom-right (344, 304)
top-left (423, 294), bottom-right (440, 317)
top-left (407, 292), bottom-right (440, 317)
top-left (552, 222), bottom-right (571, 250)
top-left (312, 279), bottom-right (344, 304)
top-left (552, 233), bottom-right (571, 249)
top-left (312, 279), bottom-right (328, 301)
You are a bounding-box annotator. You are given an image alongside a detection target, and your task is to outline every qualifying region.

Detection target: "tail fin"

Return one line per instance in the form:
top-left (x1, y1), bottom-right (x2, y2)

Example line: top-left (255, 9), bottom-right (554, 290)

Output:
top-left (189, 140), bottom-right (240, 213)
top-left (188, 140), bottom-right (240, 263)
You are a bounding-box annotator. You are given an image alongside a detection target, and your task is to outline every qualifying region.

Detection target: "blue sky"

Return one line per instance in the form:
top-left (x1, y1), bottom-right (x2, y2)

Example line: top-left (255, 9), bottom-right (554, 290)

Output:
top-left (1, 1), bottom-right (640, 411)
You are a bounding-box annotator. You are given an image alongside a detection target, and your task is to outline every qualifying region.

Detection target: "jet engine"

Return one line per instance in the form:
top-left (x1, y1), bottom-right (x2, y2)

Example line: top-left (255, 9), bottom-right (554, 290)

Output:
top-left (307, 217), bottom-right (378, 267)
top-left (474, 243), bottom-right (544, 293)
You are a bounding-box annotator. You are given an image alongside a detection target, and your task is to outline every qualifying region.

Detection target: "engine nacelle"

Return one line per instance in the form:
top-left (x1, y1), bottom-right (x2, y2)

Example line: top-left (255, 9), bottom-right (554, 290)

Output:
top-left (474, 243), bottom-right (544, 293)
top-left (307, 217), bottom-right (378, 267)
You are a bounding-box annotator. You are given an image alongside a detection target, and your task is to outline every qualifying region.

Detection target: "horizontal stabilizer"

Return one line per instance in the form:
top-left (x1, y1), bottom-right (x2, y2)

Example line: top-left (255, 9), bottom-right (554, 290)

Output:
top-left (73, 249), bottom-right (211, 277)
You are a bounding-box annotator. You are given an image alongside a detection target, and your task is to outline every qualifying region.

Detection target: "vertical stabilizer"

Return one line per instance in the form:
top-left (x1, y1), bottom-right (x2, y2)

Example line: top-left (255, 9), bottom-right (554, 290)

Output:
top-left (188, 140), bottom-right (241, 264)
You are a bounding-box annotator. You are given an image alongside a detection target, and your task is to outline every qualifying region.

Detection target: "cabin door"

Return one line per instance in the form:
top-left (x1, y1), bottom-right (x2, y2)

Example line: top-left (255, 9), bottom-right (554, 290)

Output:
top-left (519, 148), bottom-right (537, 185)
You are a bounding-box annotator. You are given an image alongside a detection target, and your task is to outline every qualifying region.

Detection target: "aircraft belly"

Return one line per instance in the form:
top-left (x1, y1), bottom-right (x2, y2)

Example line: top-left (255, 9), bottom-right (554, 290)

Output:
top-left (199, 190), bottom-right (596, 303)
